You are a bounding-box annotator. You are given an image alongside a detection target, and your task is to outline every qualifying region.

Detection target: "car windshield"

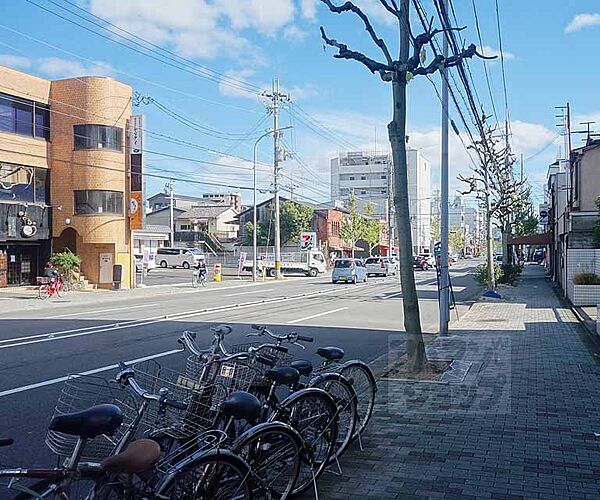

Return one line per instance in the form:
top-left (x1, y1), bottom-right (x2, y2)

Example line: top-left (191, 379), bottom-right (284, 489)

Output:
top-left (365, 258), bottom-right (379, 264)
top-left (188, 249), bottom-right (203, 255)
top-left (335, 259), bottom-right (354, 268)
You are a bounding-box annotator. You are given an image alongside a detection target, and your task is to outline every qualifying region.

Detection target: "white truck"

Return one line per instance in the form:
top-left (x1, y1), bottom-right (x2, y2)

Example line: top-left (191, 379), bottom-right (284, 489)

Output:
top-left (243, 249), bottom-right (327, 277)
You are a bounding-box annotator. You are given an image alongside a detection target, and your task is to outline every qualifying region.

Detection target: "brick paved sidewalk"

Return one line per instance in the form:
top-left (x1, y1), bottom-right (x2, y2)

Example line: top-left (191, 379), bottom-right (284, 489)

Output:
top-left (310, 265), bottom-right (600, 499)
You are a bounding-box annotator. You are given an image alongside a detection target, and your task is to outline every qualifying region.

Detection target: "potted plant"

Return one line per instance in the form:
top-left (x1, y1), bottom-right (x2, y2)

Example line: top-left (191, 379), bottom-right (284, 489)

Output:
top-left (571, 272), bottom-right (600, 306)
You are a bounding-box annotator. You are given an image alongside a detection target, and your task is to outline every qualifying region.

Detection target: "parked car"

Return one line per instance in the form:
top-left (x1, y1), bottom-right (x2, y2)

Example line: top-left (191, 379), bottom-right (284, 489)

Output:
top-left (332, 258), bottom-right (368, 284)
top-left (364, 256), bottom-right (397, 277)
top-left (156, 247), bottom-right (203, 269)
top-left (134, 253), bottom-right (157, 273)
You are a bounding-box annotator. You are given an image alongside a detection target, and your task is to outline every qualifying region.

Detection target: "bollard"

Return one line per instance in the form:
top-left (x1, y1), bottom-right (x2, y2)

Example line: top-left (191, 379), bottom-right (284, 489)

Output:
top-left (213, 262), bottom-right (222, 282)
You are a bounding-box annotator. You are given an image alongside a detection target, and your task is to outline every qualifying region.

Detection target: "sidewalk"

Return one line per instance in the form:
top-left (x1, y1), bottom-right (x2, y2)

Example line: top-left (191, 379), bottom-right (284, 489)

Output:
top-left (313, 265), bottom-right (600, 499)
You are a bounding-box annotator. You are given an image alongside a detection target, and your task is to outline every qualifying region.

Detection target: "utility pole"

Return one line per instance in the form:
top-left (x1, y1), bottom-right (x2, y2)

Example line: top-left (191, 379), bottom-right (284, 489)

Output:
top-left (263, 79), bottom-right (290, 280)
top-left (439, 0), bottom-right (450, 336)
top-left (165, 179), bottom-right (174, 247)
top-left (387, 158), bottom-right (394, 256)
top-left (520, 153), bottom-right (524, 182)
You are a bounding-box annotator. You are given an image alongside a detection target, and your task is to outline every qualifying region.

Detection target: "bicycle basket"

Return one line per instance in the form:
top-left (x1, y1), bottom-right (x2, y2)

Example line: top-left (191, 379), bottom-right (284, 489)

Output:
top-left (128, 359), bottom-right (230, 439)
top-left (227, 342), bottom-right (294, 369)
top-left (46, 375), bottom-right (139, 461)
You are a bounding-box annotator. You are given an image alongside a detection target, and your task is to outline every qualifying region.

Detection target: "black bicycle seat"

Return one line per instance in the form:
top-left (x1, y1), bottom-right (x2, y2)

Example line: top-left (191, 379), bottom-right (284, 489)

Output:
top-left (48, 404), bottom-right (123, 439)
top-left (316, 346), bottom-right (345, 361)
top-left (291, 359), bottom-right (313, 376)
top-left (265, 366), bottom-right (300, 386)
top-left (221, 391), bottom-right (262, 423)
top-left (211, 324), bottom-right (232, 336)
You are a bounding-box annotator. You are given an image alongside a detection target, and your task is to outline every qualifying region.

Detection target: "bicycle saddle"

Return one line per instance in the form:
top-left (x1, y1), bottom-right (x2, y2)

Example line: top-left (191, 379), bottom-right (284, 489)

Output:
top-left (316, 346), bottom-right (345, 361)
top-left (211, 324), bottom-right (232, 336)
top-left (291, 359), bottom-right (313, 376)
top-left (100, 439), bottom-right (161, 474)
top-left (221, 391), bottom-right (262, 423)
top-left (265, 366), bottom-right (300, 386)
top-left (48, 404), bottom-right (123, 439)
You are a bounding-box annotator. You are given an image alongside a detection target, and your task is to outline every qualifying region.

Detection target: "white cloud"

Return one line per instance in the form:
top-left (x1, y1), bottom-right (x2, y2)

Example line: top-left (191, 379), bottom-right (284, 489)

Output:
top-left (509, 121), bottom-right (557, 153)
top-left (565, 13), bottom-right (600, 33)
top-left (36, 57), bottom-right (115, 78)
top-left (284, 25), bottom-right (308, 42)
top-left (300, 0), bottom-right (319, 20)
top-left (478, 45), bottom-right (515, 61)
top-left (0, 54), bottom-right (31, 69)
top-left (214, 0), bottom-right (295, 35)
top-left (217, 68), bottom-right (261, 99)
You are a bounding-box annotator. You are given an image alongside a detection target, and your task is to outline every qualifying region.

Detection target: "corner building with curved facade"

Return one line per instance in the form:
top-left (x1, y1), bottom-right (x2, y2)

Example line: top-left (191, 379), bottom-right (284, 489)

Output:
top-left (0, 65), bottom-right (134, 288)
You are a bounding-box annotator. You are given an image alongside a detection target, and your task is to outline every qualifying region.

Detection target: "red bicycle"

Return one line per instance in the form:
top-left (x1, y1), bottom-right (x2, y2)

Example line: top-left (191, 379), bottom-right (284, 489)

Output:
top-left (38, 275), bottom-right (64, 299)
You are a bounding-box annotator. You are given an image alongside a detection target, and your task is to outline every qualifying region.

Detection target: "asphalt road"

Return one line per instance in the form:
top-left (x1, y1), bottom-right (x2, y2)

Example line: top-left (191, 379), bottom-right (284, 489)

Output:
top-left (0, 260), bottom-right (481, 470)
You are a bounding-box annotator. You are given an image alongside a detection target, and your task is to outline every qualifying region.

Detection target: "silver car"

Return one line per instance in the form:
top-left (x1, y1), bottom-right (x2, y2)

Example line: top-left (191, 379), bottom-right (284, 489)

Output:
top-left (332, 258), bottom-right (368, 284)
top-left (365, 256), bottom-right (397, 277)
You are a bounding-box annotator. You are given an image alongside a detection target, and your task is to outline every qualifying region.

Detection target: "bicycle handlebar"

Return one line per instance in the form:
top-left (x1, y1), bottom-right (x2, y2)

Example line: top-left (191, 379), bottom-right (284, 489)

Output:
top-left (248, 325), bottom-right (314, 346)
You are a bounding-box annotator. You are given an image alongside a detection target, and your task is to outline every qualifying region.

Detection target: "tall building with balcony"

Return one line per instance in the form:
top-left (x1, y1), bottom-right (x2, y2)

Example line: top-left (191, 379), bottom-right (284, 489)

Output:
top-left (330, 149), bottom-right (431, 253)
top-left (0, 65), bottom-right (134, 287)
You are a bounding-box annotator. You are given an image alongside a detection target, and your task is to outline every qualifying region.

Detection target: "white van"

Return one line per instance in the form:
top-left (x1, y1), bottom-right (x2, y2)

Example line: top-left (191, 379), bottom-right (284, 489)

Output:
top-left (156, 247), bottom-right (204, 269)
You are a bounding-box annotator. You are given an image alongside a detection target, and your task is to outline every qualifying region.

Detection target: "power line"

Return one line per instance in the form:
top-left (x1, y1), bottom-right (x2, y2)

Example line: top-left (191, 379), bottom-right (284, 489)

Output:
top-left (494, 0), bottom-right (511, 139)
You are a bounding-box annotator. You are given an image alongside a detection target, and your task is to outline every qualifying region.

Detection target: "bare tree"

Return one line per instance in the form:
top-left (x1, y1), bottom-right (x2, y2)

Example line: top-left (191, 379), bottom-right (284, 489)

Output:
top-left (459, 114), bottom-right (529, 289)
top-left (319, 0), bottom-right (481, 371)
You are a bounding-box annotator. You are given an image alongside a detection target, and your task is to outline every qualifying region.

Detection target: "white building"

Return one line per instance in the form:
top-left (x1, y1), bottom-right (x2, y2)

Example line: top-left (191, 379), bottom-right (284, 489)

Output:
top-left (330, 149), bottom-right (431, 253)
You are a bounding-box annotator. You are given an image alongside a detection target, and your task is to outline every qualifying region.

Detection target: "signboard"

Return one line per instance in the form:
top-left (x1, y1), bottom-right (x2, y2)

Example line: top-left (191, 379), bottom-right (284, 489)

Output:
top-left (129, 115), bottom-right (144, 231)
top-left (99, 253), bottom-right (113, 284)
top-left (300, 232), bottom-right (317, 250)
top-left (538, 203), bottom-right (550, 226)
top-left (238, 252), bottom-right (247, 275)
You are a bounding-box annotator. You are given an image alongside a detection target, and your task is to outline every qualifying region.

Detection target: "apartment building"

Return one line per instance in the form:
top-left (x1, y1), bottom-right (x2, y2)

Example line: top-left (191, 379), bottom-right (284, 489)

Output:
top-left (0, 65), bottom-right (135, 287)
top-left (331, 150), bottom-right (431, 253)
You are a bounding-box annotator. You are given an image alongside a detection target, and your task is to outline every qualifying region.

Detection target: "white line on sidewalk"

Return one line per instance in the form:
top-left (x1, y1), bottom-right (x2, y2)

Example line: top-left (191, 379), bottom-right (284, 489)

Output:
top-left (287, 307), bottom-right (348, 325)
top-left (46, 303), bottom-right (160, 319)
top-left (225, 289), bottom-right (274, 297)
top-left (0, 349), bottom-right (181, 398)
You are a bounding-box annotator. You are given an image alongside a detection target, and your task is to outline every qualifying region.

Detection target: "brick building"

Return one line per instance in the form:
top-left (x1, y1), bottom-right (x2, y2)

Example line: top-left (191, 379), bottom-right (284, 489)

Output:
top-left (0, 65), bottom-right (135, 288)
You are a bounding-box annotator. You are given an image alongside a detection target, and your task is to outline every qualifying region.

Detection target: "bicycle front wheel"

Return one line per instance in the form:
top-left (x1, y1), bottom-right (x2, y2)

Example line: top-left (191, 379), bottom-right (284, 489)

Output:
top-left (339, 360), bottom-right (377, 438)
top-left (270, 387), bottom-right (338, 497)
top-left (192, 275), bottom-right (198, 288)
top-left (38, 285), bottom-right (50, 300)
top-left (159, 449), bottom-right (253, 500)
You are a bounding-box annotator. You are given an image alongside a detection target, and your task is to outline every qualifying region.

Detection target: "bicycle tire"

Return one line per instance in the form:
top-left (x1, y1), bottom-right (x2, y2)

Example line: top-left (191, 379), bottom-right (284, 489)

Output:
top-left (338, 360), bottom-right (377, 438)
top-left (159, 449), bottom-right (253, 500)
top-left (232, 421), bottom-right (302, 499)
top-left (192, 275), bottom-right (198, 288)
top-left (309, 372), bottom-right (358, 463)
top-left (269, 387), bottom-right (338, 497)
top-left (38, 285), bottom-right (49, 300)
top-left (11, 477), bottom-right (97, 499)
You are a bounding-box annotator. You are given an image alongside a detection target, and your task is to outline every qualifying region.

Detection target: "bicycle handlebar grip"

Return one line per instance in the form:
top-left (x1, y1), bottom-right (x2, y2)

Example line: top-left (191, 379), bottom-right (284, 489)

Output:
top-left (297, 335), bottom-right (314, 342)
top-left (118, 361), bottom-right (128, 371)
top-left (164, 398), bottom-right (188, 411)
top-left (256, 355), bottom-right (276, 367)
top-left (251, 324), bottom-right (263, 331)
top-left (271, 345), bottom-right (288, 352)
top-left (0, 438), bottom-right (14, 447)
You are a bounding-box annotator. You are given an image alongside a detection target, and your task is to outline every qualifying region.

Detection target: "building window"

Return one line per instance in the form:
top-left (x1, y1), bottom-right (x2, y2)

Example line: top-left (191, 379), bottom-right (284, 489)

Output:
top-left (360, 175), bottom-right (366, 180)
top-left (0, 163), bottom-right (49, 204)
top-left (180, 224), bottom-right (191, 231)
top-left (0, 92), bottom-right (50, 140)
top-left (349, 176), bottom-right (355, 181)
top-left (361, 190), bottom-right (367, 195)
top-left (74, 190), bottom-right (123, 215)
top-left (381, 174), bottom-right (387, 179)
top-left (74, 124), bottom-right (123, 151)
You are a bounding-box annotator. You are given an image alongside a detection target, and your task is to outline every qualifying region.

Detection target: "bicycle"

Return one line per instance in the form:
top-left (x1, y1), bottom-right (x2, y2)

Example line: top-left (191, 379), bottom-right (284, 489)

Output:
top-left (180, 327), bottom-right (339, 499)
top-left (249, 324), bottom-right (377, 446)
top-left (37, 275), bottom-right (64, 300)
top-left (192, 268), bottom-right (207, 288)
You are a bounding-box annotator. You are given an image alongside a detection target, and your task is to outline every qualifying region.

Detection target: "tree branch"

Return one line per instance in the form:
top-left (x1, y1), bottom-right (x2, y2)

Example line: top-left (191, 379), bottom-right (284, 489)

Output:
top-left (320, 26), bottom-right (393, 74)
top-left (320, 0), bottom-right (393, 64)
top-left (378, 0), bottom-right (400, 18)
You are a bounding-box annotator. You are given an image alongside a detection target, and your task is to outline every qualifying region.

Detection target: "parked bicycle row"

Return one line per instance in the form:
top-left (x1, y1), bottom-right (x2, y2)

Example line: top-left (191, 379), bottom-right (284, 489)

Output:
top-left (0, 323), bottom-right (377, 499)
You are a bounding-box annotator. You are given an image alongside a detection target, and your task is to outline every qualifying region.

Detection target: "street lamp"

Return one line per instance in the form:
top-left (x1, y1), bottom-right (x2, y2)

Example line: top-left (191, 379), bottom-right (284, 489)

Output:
top-left (252, 126), bottom-right (292, 282)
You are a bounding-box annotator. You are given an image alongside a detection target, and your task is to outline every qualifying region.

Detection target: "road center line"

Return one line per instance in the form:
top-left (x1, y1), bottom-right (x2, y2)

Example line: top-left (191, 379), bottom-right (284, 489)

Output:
top-left (287, 307), bottom-right (349, 324)
top-left (0, 349), bottom-right (181, 398)
top-left (225, 288), bottom-right (274, 297)
top-left (46, 303), bottom-right (160, 319)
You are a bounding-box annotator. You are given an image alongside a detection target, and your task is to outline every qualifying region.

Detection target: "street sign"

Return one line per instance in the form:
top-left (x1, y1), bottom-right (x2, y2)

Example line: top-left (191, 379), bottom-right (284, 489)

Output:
top-left (300, 232), bottom-right (317, 250)
top-left (433, 241), bottom-right (442, 258)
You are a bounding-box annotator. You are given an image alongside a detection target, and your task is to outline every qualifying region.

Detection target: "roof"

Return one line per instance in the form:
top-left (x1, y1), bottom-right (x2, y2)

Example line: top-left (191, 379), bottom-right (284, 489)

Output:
top-left (147, 206), bottom-right (186, 216)
top-left (177, 205), bottom-right (235, 220)
top-left (147, 192), bottom-right (205, 202)
top-left (142, 224), bottom-right (171, 233)
top-left (237, 196), bottom-right (293, 218)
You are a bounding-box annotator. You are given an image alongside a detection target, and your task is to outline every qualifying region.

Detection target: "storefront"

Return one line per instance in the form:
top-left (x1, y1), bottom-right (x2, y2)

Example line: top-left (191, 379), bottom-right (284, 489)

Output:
top-left (0, 163), bottom-right (51, 286)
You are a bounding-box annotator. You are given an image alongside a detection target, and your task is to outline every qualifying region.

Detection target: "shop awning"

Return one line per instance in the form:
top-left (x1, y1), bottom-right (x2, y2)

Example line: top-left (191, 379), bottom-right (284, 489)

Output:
top-left (508, 232), bottom-right (552, 246)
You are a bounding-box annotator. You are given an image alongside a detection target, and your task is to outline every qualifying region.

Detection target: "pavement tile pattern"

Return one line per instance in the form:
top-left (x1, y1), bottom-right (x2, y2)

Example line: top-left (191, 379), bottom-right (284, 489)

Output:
top-left (309, 267), bottom-right (600, 499)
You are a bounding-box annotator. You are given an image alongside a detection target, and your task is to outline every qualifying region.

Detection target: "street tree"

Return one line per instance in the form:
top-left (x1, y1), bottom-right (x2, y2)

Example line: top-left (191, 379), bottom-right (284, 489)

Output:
top-left (319, 0), bottom-right (481, 371)
top-left (362, 202), bottom-right (382, 256)
top-left (430, 214), bottom-right (441, 243)
top-left (280, 201), bottom-right (314, 244)
top-left (243, 221), bottom-right (271, 246)
top-left (341, 190), bottom-right (364, 257)
top-left (459, 114), bottom-right (529, 289)
top-left (448, 225), bottom-right (464, 255)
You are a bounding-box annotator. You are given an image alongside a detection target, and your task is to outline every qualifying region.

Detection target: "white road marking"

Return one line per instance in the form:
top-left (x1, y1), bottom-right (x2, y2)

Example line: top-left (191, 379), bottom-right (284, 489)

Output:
top-left (287, 307), bottom-right (349, 324)
top-left (0, 349), bottom-right (181, 398)
top-left (225, 288), bottom-right (274, 297)
top-left (46, 303), bottom-right (160, 319)
top-left (382, 291), bottom-right (403, 300)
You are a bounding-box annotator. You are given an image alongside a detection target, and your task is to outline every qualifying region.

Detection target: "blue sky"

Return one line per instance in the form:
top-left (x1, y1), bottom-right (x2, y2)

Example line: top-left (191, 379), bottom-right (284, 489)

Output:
top-left (0, 0), bottom-right (599, 210)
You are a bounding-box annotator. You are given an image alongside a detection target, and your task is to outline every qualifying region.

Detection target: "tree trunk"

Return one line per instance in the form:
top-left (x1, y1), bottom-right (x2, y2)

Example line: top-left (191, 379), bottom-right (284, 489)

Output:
top-left (486, 212), bottom-right (496, 290)
top-left (501, 221), bottom-right (511, 266)
top-left (389, 0), bottom-right (426, 372)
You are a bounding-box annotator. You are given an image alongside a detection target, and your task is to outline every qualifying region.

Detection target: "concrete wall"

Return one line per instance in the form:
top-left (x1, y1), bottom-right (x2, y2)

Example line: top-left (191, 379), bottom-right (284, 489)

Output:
top-left (578, 146), bottom-right (600, 212)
